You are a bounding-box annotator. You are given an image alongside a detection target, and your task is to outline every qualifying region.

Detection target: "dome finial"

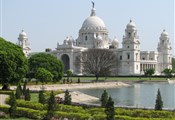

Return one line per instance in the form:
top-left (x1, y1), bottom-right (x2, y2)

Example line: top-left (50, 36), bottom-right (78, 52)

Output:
top-left (163, 29), bottom-right (165, 32)
top-left (130, 19), bottom-right (132, 23)
top-left (91, 1), bottom-right (95, 8)
top-left (90, 1), bottom-right (96, 16)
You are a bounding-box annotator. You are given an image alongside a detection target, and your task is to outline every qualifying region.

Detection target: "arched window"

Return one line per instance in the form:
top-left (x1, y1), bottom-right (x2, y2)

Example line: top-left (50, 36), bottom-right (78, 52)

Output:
top-left (61, 54), bottom-right (70, 73)
top-left (120, 56), bottom-right (122, 60)
top-left (127, 53), bottom-right (130, 59)
top-left (85, 36), bottom-right (88, 40)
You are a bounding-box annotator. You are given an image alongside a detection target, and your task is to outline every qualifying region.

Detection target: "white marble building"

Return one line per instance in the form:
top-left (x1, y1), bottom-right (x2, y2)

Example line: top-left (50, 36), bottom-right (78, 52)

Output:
top-left (18, 30), bottom-right (31, 57)
top-left (18, 5), bottom-right (172, 76)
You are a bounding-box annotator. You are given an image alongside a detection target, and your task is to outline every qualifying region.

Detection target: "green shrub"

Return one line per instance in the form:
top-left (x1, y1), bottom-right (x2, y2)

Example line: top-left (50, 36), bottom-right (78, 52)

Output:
top-left (115, 108), bottom-right (174, 118)
top-left (0, 105), bottom-right (9, 113)
top-left (16, 99), bottom-right (47, 110)
top-left (0, 90), bottom-right (13, 95)
top-left (54, 111), bottom-right (91, 120)
top-left (93, 114), bottom-right (106, 120)
top-left (56, 104), bottom-right (86, 113)
top-left (16, 107), bottom-right (46, 119)
top-left (87, 107), bottom-right (105, 115)
top-left (116, 115), bottom-right (174, 120)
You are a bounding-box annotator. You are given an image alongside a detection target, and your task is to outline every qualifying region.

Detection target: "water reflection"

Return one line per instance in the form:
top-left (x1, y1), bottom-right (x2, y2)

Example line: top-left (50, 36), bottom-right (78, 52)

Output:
top-left (78, 83), bottom-right (175, 109)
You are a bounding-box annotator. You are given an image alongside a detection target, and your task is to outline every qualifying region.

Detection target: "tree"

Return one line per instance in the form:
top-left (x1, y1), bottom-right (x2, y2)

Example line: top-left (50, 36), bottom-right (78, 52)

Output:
top-left (79, 49), bottom-right (117, 81)
top-left (144, 68), bottom-right (155, 80)
top-left (9, 92), bottom-right (17, 118)
top-left (77, 77), bottom-right (80, 83)
top-left (100, 90), bottom-right (108, 107)
top-left (162, 68), bottom-right (173, 79)
top-left (66, 69), bottom-right (73, 79)
top-left (45, 91), bottom-right (56, 120)
top-left (155, 89), bottom-right (163, 110)
top-left (15, 85), bottom-right (22, 99)
top-left (0, 37), bottom-right (28, 90)
top-left (64, 89), bottom-right (72, 105)
top-left (105, 96), bottom-right (115, 120)
top-left (28, 53), bottom-right (64, 82)
top-left (172, 57), bottom-right (175, 73)
top-left (39, 90), bottom-right (46, 104)
top-left (24, 88), bottom-right (31, 101)
top-left (22, 81), bottom-right (27, 95)
top-left (35, 68), bottom-right (53, 84)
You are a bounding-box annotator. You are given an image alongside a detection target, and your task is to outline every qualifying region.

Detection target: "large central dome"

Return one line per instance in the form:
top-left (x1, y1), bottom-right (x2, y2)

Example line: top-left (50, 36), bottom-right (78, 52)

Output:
top-left (77, 4), bottom-right (109, 49)
top-left (82, 15), bottom-right (106, 29)
top-left (80, 8), bottom-right (107, 31)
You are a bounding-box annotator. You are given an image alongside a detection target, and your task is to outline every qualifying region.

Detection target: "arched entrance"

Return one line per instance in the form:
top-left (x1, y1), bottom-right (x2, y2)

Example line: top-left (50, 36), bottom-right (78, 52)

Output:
top-left (61, 54), bottom-right (70, 73)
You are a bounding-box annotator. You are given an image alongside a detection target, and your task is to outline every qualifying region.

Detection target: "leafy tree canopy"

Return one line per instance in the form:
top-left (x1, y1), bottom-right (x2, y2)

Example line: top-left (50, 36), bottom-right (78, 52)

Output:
top-left (144, 68), bottom-right (155, 80)
top-left (162, 68), bottom-right (173, 78)
top-left (28, 53), bottom-right (64, 82)
top-left (0, 37), bottom-right (28, 89)
top-left (35, 68), bottom-right (53, 84)
top-left (66, 69), bottom-right (73, 79)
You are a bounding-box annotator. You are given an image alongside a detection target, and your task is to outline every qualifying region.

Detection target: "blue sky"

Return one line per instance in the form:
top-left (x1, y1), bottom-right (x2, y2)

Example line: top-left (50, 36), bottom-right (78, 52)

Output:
top-left (0, 0), bottom-right (174, 55)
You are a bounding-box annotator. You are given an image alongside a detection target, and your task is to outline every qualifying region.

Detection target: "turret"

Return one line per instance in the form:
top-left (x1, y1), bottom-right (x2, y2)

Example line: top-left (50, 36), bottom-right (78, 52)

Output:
top-left (18, 30), bottom-right (31, 57)
top-left (157, 29), bottom-right (172, 74)
top-left (121, 20), bottom-right (140, 75)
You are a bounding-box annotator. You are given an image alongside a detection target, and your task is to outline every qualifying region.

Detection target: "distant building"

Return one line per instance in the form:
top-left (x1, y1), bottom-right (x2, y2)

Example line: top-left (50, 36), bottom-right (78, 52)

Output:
top-left (18, 30), bottom-right (31, 57)
top-left (19, 4), bottom-right (172, 75)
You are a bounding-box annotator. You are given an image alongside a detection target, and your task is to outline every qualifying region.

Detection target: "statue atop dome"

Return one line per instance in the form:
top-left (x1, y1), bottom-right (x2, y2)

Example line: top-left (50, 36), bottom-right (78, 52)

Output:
top-left (91, 1), bottom-right (95, 8)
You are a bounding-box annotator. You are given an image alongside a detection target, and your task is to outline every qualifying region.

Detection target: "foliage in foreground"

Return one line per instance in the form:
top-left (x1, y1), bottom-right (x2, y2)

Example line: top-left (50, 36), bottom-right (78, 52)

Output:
top-left (1, 91), bottom-right (175, 120)
top-left (0, 37), bottom-right (28, 90)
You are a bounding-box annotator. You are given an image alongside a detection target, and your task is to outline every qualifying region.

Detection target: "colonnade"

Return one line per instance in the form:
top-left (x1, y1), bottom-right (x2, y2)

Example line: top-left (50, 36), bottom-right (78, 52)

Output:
top-left (140, 63), bottom-right (156, 72)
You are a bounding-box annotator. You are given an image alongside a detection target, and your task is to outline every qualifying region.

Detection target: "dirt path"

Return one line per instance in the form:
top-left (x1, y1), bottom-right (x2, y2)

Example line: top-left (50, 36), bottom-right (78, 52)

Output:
top-left (10, 82), bottom-right (130, 91)
top-left (0, 94), bottom-right (9, 106)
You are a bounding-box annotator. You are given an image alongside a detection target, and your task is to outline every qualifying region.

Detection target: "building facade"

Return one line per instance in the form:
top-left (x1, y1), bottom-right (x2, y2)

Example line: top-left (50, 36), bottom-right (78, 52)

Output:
top-left (19, 5), bottom-right (172, 75)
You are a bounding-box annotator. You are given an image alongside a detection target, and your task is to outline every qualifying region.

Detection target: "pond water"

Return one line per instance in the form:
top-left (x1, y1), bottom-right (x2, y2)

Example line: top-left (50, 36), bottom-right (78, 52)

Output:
top-left (78, 82), bottom-right (175, 109)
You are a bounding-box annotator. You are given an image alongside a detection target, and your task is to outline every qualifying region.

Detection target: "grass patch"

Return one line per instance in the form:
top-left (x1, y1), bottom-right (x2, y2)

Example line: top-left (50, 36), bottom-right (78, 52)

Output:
top-left (30, 93), bottom-right (39, 102)
top-left (62, 76), bottom-right (168, 82)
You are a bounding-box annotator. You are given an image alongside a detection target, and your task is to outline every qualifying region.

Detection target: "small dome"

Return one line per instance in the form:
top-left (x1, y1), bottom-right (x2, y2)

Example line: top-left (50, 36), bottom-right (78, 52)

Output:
top-left (111, 38), bottom-right (119, 46)
top-left (19, 30), bottom-right (27, 36)
top-left (81, 16), bottom-right (106, 29)
top-left (126, 20), bottom-right (136, 30)
top-left (161, 29), bottom-right (169, 36)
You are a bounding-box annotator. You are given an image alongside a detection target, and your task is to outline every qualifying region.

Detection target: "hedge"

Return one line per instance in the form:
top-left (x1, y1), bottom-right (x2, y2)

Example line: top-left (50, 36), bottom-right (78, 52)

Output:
top-left (14, 99), bottom-right (47, 110)
top-left (16, 107), bottom-right (46, 119)
top-left (0, 90), bottom-right (13, 95)
top-left (56, 104), bottom-right (86, 113)
top-left (0, 105), bottom-right (9, 113)
top-left (115, 115), bottom-right (175, 120)
top-left (54, 111), bottom-right (91, 120)
top-left (115, 108), bottom-right (175, 118)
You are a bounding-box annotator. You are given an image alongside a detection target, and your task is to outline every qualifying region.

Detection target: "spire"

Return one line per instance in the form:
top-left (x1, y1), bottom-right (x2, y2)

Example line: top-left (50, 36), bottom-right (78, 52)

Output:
top-left (90, 1), bottom-right (96, 16)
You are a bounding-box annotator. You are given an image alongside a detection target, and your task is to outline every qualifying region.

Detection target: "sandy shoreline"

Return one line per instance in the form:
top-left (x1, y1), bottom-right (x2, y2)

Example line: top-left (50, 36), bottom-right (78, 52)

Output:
top-left (11, 82), bottom-right (130, 91)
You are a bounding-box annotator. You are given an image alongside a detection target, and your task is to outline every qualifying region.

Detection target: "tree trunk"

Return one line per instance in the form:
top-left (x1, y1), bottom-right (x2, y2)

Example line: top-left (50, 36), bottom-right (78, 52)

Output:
top-left (96, 75), bottom-right (99, 82)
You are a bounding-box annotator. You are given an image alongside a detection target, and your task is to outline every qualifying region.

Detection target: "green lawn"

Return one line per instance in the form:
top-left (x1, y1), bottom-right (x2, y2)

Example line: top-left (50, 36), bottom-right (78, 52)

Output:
top-left (62, 76), bottom-right (168, 81)
top-left (30, 93), bottom-right (39, 102)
